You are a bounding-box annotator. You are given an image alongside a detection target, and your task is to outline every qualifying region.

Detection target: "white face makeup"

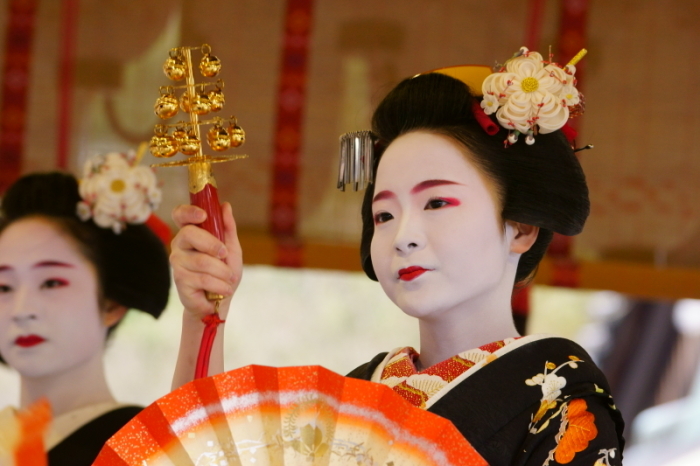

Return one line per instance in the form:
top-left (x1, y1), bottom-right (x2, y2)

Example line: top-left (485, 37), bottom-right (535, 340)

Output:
top-left (0, 218), bottom-right (107, 378)
top-left (370, 131), bottom-right (518, 321)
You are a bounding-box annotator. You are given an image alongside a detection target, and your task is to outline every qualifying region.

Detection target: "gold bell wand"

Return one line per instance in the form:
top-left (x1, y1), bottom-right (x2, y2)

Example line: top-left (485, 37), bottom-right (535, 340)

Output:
top-left (150, 44), bottom-right (247, 379)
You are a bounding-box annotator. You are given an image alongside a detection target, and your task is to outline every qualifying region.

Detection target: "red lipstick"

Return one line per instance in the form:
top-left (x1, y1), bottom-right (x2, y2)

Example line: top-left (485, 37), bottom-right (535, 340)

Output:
top-left (398, 266), bottom-right (429, 281)
top-left (15, 335), bottom-right (46, 348)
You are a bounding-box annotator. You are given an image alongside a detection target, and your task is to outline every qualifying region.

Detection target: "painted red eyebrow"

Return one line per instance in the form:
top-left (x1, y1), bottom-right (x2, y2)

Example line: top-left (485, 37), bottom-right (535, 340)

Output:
top-left (410, 179), bottom-right (461, 194)
top-left (372, 190), bottom-right (396, 203)
top-left (0, 261), bottom-right (74, 272)
top-left (373, 180), bottom-right (462, 203)
top-left (34, 261), bottom-right (74, 268)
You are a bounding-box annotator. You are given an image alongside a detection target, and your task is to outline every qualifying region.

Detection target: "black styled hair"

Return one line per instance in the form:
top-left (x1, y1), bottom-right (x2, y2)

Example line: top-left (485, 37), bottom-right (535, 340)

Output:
top-left (360, 72), bottom-right (589, 285)
top-left (0, 172), bottom-right (171, 318)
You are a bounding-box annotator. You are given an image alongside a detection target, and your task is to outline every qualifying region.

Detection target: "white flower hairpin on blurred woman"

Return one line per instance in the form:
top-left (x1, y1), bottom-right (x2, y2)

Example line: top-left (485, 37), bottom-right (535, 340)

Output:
top-left (481, 46), bottom-right (587, 145)
top-left (76, 151), bottom-right (162, 234)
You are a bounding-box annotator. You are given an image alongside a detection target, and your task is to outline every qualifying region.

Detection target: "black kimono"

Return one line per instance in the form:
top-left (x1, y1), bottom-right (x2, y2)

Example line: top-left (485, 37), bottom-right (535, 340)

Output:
top-left (48, 406), bottom-right (141, 466)
top-left (348, 336), bottom-right (625, 466)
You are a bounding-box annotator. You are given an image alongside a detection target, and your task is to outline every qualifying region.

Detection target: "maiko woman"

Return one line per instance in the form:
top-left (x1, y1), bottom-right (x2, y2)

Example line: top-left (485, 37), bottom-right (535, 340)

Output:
top-left (170, 48), bottom-right (625, 465)
top-left (0, 153), bottom-right (170, 465)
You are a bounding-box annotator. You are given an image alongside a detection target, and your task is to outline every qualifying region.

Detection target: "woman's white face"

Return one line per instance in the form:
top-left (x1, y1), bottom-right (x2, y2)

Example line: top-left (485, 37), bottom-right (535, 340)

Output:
top-left (370, 131), bottom-right (515, 320)
top-left (0, 218), bottom-right (106, 378)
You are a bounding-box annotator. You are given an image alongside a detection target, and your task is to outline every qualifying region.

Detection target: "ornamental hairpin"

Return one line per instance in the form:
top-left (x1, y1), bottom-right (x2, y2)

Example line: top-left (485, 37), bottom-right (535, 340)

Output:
top-left (76, 149), bottom-right (162, 234)
top-left (481, 46), bottom-right (587, 146)
top-left (337, 130), bottom-right (375, 192)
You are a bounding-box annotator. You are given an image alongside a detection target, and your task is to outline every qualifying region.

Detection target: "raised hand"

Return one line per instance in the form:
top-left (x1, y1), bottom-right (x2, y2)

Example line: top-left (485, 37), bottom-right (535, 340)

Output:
top-left (170, 202), bottom-right (242, 386)
top-left (170, 202), bottom-right (242, 320)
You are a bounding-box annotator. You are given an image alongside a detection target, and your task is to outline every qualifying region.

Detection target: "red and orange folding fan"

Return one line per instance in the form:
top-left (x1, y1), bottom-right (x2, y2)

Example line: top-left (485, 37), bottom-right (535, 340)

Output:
top-left (94, 365), bottom-right (486, 466)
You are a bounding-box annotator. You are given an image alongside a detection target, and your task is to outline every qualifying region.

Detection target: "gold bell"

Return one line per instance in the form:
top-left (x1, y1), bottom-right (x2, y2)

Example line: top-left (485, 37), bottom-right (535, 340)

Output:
top-left (199, 44), bottom-right (221, 77)
top-left (208, 87), bottom-right (225, 112)
top-left (190, 92), bottom-right (211, 115)
top-left (172, 126), bottom-right (188, 144)
top-left (158, 135), bottom-right (179, 157)
top-left (163, 51), bottom-right (187, 81)
top-left (228, 123), bottom-right (246, 147)
top-left (154, 87), bottom-right (179, 119)
top-left (179, 131), bottom-right (201, 156)
top-left (207, 125), bottom-right (231, 152)
top-left (149, 126), bottom-right (178, 158)
top-left (149, 135), bottom-right (167, 157)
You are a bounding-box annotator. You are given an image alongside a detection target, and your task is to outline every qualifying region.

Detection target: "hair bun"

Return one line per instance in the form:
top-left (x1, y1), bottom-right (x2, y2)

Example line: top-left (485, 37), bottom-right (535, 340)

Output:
top-left (1, 172), bottom-right (81, 221)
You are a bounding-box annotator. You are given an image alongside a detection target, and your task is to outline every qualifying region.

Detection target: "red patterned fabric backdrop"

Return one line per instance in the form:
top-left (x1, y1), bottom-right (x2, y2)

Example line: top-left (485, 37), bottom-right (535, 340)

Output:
top-left (0, 0), bottom-right (37, 193)
top-left (269, 0), bottom-right (315, 267)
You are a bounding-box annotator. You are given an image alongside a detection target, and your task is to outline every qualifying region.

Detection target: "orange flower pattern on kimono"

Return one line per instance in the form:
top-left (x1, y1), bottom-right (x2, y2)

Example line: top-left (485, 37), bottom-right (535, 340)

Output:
top-left (554, 399), bottom-right (597, 463)
top-left (526, 356), bottom-right (619, 466)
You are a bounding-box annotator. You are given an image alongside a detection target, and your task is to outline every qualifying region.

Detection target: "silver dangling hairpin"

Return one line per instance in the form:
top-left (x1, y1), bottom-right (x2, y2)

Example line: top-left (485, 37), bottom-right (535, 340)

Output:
top-left (337, 130), bottom-right (375, 191)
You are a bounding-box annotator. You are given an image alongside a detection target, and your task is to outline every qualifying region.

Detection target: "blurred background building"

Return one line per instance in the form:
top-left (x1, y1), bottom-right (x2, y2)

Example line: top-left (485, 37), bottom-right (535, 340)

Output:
top-left (0, 0), bottom-right (699, 464)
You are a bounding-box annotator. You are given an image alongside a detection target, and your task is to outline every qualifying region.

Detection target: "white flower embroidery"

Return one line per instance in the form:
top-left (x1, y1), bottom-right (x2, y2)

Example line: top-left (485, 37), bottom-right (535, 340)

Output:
top-left (481, 47), bottom-right (581, 139)
top-left (525, 356), bottom-right (584, 431)
top-left (404, 374), bottom-right (447, 398)
top-left (541, 373), bottom-right (567, 402)
top-left (77, 152), bottom-right (161, 233)
top-left (457, 348), bottom-right (491, 364)
top-left (595, 448), bottom-right (617, 466)
top-left (380, 376), bottom-right (404, 389)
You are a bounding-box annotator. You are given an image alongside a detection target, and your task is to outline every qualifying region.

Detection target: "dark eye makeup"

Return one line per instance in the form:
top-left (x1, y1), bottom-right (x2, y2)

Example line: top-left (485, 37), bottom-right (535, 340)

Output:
top-left (373, 212), bottom-right (394, 225)
top-left (373, 196), bottom-right (461, 224)
top-left (425, 197), bottom-right (461, 210)
top-left (41, 278), bottom-right (70, 289)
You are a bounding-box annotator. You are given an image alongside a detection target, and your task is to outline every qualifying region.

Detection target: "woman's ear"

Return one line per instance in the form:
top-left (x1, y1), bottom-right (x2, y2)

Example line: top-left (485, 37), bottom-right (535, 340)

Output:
top-left (102, 300), bottom-right (128, 328)
top-left (507, 221), bottom-right (539, 254)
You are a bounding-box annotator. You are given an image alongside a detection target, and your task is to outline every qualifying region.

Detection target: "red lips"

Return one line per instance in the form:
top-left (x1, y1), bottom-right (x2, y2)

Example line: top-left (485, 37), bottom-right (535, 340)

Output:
top-left (398, 266), bottom-right (429, 281)
top-left (15, 335), bottom-right (46, 348)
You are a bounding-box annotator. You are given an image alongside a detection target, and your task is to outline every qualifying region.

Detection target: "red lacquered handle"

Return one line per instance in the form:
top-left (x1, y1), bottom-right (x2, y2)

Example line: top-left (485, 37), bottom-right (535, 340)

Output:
top-left (190, 182), bottom-right (224, 242)
top-left (190, 182), bottom-right (225, 380)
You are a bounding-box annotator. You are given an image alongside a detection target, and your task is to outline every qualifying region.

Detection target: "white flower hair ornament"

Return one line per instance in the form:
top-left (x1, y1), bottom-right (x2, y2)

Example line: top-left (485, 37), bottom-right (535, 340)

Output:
top-left (76, 152), bottom-right (162, 234)
top-left (481, 47), bottom-right (587, 146)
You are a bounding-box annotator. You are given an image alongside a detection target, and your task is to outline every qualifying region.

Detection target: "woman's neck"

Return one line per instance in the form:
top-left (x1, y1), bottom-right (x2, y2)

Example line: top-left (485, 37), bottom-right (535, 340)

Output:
top-left (19, 350), bottom-right (115, 417)
top-left (416, 281), bottom-right (520, 369)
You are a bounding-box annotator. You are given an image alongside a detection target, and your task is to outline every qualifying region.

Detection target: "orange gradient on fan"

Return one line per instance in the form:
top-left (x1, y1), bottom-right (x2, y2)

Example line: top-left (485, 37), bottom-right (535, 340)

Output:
top-left (94, 365), bottom-right (487, 466)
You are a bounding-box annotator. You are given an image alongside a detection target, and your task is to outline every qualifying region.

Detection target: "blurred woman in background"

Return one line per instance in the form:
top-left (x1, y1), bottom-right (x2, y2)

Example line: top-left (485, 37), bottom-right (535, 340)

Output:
top-left (0, 152), bottom-right (170, 465)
